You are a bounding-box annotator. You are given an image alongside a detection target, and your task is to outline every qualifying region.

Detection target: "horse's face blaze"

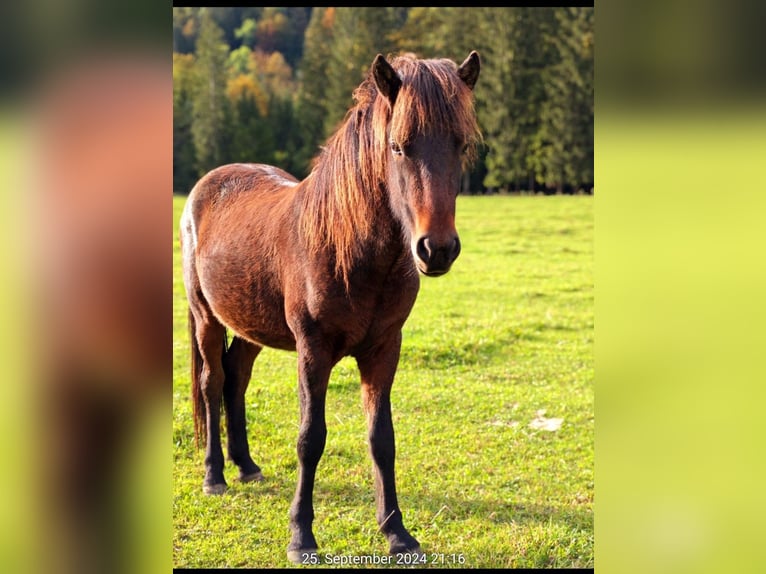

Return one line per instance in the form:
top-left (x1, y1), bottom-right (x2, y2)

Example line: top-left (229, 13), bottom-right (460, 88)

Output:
top-left (386, 132), bottom-right (464, 276)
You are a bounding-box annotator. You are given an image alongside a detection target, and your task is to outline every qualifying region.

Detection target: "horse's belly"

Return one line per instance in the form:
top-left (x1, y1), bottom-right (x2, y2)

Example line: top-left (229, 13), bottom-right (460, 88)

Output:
top-left (238, 324), bottom-right (296, 351)
top-left (213, 298), bottom-right (296, 351)
top-left (199, 263), bottom-right (296, 351)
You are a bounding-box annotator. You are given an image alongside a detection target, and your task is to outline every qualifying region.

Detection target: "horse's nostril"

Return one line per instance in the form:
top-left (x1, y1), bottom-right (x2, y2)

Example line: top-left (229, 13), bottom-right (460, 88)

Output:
top-left (416, 236), bottom-right (431, 263)
top-left (451, 236), bottom-right (461, 261)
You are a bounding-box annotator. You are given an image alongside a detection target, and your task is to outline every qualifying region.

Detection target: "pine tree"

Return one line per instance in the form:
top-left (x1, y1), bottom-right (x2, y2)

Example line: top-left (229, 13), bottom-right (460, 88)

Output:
top-left (475, 7), bottom-right (594, 193)
top-left (475, 8), bottom-right (527, 191)
top-left (323, 8), bottom-right (401, 136)
top-left (235, 95), bottom-right (276, 166)
top-left (532, 8), bottom-right (593, 192)
top-left (294, 7), bottom-right (335, 176)
top-left (191, 9), bottom-right (231, 176)
top-left (173, 52), bottom-right (198, 193)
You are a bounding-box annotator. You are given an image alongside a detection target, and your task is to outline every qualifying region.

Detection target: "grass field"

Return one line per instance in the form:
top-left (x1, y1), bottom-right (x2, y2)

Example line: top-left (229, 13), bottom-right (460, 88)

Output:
top-left (172, 193), bottom-right (593, 569)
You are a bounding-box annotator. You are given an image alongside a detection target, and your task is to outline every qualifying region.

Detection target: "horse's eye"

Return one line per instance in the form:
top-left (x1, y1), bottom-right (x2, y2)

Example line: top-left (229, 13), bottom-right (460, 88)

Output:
top-left (390, 140), bottom-right (403, 156)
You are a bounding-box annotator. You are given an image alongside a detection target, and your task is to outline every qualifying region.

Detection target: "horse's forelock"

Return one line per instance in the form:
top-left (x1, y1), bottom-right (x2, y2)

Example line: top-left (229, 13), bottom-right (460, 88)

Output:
top-left (387, 57), bottom-right (481, 160)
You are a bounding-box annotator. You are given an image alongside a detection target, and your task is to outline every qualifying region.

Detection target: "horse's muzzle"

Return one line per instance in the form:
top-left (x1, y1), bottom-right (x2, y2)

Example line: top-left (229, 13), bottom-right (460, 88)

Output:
top-left (414, 235), bottom-right (461, 276)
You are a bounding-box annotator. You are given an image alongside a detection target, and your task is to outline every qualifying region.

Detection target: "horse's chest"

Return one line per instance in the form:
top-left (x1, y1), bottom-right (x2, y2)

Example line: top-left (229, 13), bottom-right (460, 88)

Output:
top-left (327, 277), bottom-right (419, 352)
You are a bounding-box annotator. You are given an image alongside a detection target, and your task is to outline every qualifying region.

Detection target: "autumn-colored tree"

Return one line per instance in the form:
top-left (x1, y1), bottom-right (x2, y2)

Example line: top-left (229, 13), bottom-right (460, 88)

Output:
top-left (173, 7), bottom-right (198, 54)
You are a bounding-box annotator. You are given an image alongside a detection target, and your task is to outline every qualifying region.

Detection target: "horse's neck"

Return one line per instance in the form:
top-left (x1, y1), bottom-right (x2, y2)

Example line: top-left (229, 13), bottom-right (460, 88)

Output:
top-left (294, 172), bottom-right (408, 276)
top-left (360, 181), bottom-right (407, 245)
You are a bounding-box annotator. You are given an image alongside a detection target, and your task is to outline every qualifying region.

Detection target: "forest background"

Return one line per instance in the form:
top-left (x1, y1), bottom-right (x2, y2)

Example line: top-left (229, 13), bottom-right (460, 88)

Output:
top-left (173, 7), bottom-right (594, 196)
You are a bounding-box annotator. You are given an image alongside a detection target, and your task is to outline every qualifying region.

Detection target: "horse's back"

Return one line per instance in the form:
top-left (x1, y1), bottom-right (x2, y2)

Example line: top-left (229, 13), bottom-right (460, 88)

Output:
top-left (188, 163), bottom-right (297, 208)
top-left (181, 163), bottom-right (293, 258)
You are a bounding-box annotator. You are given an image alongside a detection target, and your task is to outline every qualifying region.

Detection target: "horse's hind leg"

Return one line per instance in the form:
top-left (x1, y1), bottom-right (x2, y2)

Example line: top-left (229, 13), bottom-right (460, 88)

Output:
top-left (191, 307), bottom-right (229, 495)
top-left (223, 336), bottom-right (264, 482)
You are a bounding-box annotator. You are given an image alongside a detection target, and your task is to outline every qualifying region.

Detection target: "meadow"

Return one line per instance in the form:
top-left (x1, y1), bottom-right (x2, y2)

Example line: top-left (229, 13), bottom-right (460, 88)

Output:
top-left (172, 193), bottom-right (593, 568)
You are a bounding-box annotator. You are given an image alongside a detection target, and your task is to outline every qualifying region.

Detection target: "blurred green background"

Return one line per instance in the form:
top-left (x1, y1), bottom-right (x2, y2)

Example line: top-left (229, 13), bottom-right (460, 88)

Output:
top-left (597, 2), bottom-right (766, 573)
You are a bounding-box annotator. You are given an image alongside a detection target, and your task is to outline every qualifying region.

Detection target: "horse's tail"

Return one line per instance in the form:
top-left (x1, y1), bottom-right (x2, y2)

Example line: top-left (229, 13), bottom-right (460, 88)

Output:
top-left (189, 308), bottom-right (205, 449)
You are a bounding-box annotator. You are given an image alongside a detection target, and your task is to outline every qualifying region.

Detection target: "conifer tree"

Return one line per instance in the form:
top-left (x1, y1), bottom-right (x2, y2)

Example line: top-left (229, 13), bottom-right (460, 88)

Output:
top-left (190, 9), bottom-right (231, 175)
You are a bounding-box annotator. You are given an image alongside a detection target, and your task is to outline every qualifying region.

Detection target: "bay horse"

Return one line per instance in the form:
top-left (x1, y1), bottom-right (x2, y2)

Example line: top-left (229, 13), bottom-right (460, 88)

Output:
top-left (180, 51), bottom-right (481, 562)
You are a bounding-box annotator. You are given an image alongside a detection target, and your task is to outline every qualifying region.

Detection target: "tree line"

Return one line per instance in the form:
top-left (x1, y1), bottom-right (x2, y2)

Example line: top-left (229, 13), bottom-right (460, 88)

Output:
top-left (173, 7), bottom-right (593, 195)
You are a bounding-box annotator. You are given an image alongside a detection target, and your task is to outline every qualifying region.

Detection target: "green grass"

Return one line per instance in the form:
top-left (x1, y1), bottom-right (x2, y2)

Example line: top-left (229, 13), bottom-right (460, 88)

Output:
top-left (173, 194), bottom-right (593, 568)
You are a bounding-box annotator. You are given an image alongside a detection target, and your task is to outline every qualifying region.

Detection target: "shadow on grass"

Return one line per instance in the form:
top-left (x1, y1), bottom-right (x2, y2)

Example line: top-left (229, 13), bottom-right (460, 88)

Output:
top-left (400, 324), bottom-right (548, 370)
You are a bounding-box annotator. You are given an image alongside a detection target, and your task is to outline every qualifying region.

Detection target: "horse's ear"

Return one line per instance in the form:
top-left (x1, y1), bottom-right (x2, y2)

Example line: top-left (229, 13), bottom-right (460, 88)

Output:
top-left (372, 54), bottom-right (401, 107)
top-left (457, 51), bottom-right (481, 90)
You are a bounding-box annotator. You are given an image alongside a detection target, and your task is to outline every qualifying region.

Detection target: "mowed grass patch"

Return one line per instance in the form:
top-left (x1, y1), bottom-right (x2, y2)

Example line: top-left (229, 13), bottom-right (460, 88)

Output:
top-left (172, 194), bottom-right (593, 569)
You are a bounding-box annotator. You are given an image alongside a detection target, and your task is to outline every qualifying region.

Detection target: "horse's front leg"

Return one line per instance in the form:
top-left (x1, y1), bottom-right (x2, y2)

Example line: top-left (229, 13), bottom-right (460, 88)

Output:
top-left (286, 340), bottom-right (332, 564)
top-left (356, 331), bottom-right (422, 557)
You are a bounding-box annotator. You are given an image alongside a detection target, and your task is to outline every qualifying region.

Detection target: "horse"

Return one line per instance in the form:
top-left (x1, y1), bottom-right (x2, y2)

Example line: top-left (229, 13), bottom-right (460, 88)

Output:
top-left (180, 50), bottom-right (481, 563)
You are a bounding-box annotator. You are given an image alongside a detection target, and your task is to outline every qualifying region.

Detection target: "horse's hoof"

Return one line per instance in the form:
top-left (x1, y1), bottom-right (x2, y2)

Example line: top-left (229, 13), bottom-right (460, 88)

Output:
top-left (287, 548), bottom-right (319, 565)
top-left (203, 483), bottom-right (227, 495)
top-left (239, 471), bottom-right (264, 483)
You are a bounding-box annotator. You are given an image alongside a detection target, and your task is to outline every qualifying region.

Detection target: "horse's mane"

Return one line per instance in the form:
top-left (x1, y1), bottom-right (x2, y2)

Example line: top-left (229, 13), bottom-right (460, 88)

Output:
top-left (299, 53), bottom-right (482, 281)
